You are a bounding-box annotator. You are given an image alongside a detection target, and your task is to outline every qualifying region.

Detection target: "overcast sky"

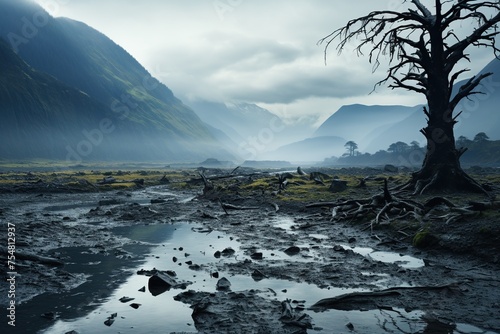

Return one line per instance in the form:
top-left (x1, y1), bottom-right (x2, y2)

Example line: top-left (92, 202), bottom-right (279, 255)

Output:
top-left (35, 0), bottom-right (497, 127)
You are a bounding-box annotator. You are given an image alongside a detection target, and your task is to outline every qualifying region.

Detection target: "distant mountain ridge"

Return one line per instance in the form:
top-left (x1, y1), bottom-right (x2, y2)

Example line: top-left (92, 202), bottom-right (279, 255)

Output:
top-left (282, 57), bottom-right (500, 161)
top-left (0, 0), bottom-right (234, 162)
top-left (364, 57), bottom-right (500, 153)
top-left (189, 100), bottom-right (315, 161)
top-left (314, 104), bottom-right (421, 152)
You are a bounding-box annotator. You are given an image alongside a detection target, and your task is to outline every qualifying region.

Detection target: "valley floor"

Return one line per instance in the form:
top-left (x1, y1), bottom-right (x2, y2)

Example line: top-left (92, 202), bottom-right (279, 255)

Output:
top-left (0, 167), bottom-right (499, 333)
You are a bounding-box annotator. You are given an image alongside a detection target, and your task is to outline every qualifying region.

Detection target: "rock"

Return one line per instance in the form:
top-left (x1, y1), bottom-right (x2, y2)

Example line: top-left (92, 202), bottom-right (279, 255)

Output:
top-left (251, 269), bottom-right (266, 281)
top-left (284, 246), bottom-right (300, 255)
top-left (216, 277), bottom-right (231, 291)
top-left (130, 303), bottom-right (141, 309)
top-left (346, 322), bottom-right (354, 330)
top-left (220, 247), bottom-right (236, 257)
top-left (148, 272), bottom-right (178, 296)
top-left (119, 296), bottom-right (134, 303)
top-left (329, 179), bottom-right (347, 192)
top-left (333, 245), bottom-right (345, 252)
top-left (104, 318), bottom-right (114, 326)
top-left (151, 198), bottom-right (166, 204)
top-left (104, 313), bottom-right (117, 327)
top-left (250, 252), bottom-right (263, 260)
top-left (384, 164), bottom-right (398, 172)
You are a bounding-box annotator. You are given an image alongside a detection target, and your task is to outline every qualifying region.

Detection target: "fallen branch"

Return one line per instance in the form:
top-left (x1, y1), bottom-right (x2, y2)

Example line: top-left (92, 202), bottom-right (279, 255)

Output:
top-left (220, 202), bottom-right (259, 211)
top-left (1, 248), bottom-right (63, 266)
top-left (310, 281), bottom-right (467, 309)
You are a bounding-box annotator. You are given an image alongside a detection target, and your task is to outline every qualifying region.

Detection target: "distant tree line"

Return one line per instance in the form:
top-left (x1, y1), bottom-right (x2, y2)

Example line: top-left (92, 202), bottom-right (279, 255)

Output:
top-left (324, 133), bottom-right (500, 167)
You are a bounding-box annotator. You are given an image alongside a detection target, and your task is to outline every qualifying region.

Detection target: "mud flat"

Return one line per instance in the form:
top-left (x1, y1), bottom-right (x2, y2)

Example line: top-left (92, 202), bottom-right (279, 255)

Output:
top-left (0, 167), bottom-right (499, 333)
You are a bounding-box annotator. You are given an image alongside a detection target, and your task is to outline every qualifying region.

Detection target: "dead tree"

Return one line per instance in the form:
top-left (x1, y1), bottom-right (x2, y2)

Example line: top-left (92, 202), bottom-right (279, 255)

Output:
top-left (320, 0), bottom-right (500, 194)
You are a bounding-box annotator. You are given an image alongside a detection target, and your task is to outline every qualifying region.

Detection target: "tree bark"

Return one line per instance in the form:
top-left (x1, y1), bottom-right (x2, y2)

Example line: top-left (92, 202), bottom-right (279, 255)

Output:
top-left (403, 106), bottom-right (486, 194)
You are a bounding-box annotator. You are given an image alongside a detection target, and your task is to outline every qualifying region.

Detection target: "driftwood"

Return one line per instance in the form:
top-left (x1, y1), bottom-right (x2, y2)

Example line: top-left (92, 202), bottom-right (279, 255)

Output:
top-left (310, 281), bottom-right (466, 309)
top-left (199, 172), bottom-right (214, 195)
top-left (220, 202), bottom-right (259, 211)
top-left (1, 248), bottom-right (64, 266)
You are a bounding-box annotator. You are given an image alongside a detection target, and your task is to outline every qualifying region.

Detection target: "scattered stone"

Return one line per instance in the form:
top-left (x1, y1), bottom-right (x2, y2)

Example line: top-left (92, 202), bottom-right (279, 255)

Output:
top-left (384, 164), bottom-right (398, 172)
top-left (130, 303), bottom-right (141, 309)
top-left (333, 245), bottom-right (345, 252)
top-left (251, 269), bottom-right (267, 281)
top-left (104, 318), bottom-right (114, 327)
top-left (148, 272), bottom-right (178, 296)
top-left (250, 252), bottom-right (263, 260)
top-left (104, 313), bottom-right (117, 327)
top-left (346, 322), bottom-right (354, 330)
top-left (216, 277), bottom-right (231, 291)
top-left (284, 246), bottom-right (300, 255)
top-left (329, 179), bottom-right (348, 192)
top-left (151, 198), bottom-right (166, 204)
top-left (221, 247), bottom-right (236, 257)
top-left (138, 286), bottom-right (146, 292)
top-left (348, 237), bottom-right (356, 243)
top-left (119, 296), bottom-right (135, 303)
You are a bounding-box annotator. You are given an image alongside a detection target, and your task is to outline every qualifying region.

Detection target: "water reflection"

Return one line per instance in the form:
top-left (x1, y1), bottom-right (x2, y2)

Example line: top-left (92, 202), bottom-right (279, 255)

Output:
top-left (341, 244), bottom-right (425, 269)
top-left (23, 221), bottom-right (497, 334)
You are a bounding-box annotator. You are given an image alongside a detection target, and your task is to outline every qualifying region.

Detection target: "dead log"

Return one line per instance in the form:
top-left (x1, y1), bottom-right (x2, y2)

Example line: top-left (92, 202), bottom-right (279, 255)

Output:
top-left (310, 290), bottom-right (401, 309)
top-left (199, 172), bottom-right (214, 195)
top-left (0, 248), bottom-right (63, 266)
top-left (269, 202), bottom-right (280, 212)
top-left (310, 281), bottom-right (466, 310)
top-left (97, 176), bottom-right (116, 184)
top-left (220, 202), bottom-right (259, 211)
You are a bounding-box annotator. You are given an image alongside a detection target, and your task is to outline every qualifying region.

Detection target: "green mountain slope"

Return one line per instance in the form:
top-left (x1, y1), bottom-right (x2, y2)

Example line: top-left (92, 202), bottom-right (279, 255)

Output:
top-left (0, 38), bottom-right (112, 159)
top-left (0, 0), bottom-right (233, 162)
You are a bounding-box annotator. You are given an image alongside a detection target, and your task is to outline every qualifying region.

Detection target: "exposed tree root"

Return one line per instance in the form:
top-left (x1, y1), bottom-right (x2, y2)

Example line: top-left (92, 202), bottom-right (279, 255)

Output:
top-left (397, 166), bottom-right (492, 198)
top-left (306, 178), bottom-right (497, 229)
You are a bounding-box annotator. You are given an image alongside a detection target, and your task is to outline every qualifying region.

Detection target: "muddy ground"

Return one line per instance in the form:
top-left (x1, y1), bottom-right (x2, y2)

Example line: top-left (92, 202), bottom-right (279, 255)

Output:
top-left (1, 167), bottom-right (499, 333)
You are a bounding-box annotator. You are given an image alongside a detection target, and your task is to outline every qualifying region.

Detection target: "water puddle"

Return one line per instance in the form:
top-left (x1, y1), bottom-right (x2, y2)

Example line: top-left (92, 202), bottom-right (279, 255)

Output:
top-left (272, 215), bottom-right (296, 231)
top-left (18, 220), bottom-right (495, 334)
top-left (341, 244), bottom-right (425, 269)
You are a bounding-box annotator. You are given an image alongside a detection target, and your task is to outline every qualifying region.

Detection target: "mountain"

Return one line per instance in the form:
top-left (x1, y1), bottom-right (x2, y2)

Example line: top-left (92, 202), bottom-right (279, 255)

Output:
top-left (365, 57), bottom-right (500, 152)
top-left (0, 0), bottom-right (234, 162)
top-left (0, 38), bottom-right (113, 159)
top-left (314, 104), bottom-right (421, 152)
top-left (261, 136), bottom-right (346, 162)
top-left (189, 100), bottom-right (315, 161)
top-left (189, 101), bottom-right (282, 145)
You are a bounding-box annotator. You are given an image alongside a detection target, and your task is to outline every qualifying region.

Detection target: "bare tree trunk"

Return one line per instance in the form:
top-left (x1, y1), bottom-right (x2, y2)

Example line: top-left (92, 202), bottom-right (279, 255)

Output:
top-left (403, 106), bottom-right (485, 194)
